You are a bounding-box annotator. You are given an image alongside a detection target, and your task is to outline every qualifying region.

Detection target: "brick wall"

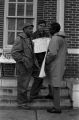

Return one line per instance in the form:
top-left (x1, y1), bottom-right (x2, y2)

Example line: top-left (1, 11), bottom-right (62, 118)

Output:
top-left (64, 0), bottom-right (79, 78)
top-left (0, 0), bottom-right (4, 48)
top-left (0, 0), bottom-right (79, 78)
top-left (64, 0), bottom-right (79, 48)
top-left (43, 0), bottom-right (57, 28)
top-left (37, 0), bottom-right (44, 24)
top-left (65, 54), bottom-right (79, 78)
top-left (37, 0), bottom-right (57, 29)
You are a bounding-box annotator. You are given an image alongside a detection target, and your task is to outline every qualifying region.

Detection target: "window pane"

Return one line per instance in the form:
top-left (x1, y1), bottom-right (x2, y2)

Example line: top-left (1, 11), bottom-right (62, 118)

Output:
top-left (25, 18), bottom-right (33, 24)
top-left (17, 0), bottom-right (24, 2)
top-left (9, 0), bottom-right (16, 2)
top-left (8, 32), bottom-right (15, 45)
top-left (17, 19), bottom-right (24, 30)
top-left (26, 0), bottom-right (33, 2)
top-left (17, 3), bottom-right (24, 16)
top-left (26, 3), bottom-right (33, 16)
top-left (8, 19), bottom-right (15, 30)
top-left (8, 3), bottom-right (16, 16)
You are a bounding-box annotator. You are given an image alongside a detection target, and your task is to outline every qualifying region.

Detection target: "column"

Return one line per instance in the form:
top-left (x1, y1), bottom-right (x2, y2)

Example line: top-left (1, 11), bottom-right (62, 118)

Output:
top-left (56, 0), bottom-right (64, 31)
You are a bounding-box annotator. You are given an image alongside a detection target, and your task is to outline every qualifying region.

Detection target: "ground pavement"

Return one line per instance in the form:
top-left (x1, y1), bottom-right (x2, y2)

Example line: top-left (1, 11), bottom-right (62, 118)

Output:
top-left (0, 108), bottom-right (79, 120)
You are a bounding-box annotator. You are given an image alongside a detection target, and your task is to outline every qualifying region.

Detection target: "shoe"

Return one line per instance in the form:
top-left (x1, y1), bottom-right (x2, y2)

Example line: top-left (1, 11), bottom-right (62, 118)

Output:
top-left (28, 95), bottom-right (38, 103)
top-left (28, 95), bottom-right (42, 103)
top-left (30, 95), bottom-right (44, 100)
top-left (47, 107), bottom-right (61, 113)
top-left (17, 98), bottom-right (29, 105)
top-left (17, 102), bottom-right (29, 109)
top-left (17, 93), bottom-right (28, 104)
top-left (44, 94), bottom-right (53, 99)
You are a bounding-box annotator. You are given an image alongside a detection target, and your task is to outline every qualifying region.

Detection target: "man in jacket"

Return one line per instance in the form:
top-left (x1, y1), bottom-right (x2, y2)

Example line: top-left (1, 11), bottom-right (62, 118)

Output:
top-left (45, 22), bottom-right (67, 113)
top-left (11, 23), bottom-right (37, 105)
top-left (29, 20), bottom-right (51, 101)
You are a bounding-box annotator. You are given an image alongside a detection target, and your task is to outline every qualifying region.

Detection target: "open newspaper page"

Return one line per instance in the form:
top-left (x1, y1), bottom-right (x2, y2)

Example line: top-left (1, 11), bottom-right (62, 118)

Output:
top-left (33, 37), bottom-right (50, 77)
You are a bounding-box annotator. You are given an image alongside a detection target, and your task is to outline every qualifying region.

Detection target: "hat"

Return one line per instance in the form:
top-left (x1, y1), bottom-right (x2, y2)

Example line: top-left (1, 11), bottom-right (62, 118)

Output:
top-left (23, 23), bottom-right (34, 30)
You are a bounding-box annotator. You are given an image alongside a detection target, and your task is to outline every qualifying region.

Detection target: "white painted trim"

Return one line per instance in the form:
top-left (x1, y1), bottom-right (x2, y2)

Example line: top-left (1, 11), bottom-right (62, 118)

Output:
top-left (56, 0), bottom-right (64, 31)
top-left (33, 0), bottom-right (37, 32)
top-left (0, 49), bottom-right (3, 53)
top-left (3, 0), bottom-right (37, 50)
top-left (68, 49), bottom-right (79, 54)
top-left (3, 0), bottom-right (8, 49)
top-left (0, 48), bottom-right (79, 54)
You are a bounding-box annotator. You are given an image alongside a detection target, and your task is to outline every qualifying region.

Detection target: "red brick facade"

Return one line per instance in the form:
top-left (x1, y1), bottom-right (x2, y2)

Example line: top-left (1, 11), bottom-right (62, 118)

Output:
top-left (64, 0), bottom-right (79, 78)
top-left (64, 0), bottom-right (79, 48)
top-left (0, 0), bottom-right (4, 48)
top-left (37, 0), bottom-right (56, 29)
top-left (43, 0), bottom-right (56, 28)
top-left (0, 0), bottom-right (79, 78)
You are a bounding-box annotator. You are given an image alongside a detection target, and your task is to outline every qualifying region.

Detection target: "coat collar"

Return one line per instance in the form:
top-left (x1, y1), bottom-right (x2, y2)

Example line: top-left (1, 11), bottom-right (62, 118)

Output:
top-left (18, 32), bottom-right (33, 53)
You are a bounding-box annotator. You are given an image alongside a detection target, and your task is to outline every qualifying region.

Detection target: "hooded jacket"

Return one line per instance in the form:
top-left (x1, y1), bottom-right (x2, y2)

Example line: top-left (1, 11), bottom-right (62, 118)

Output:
top-left (11, 32), bottom-right (35, 69)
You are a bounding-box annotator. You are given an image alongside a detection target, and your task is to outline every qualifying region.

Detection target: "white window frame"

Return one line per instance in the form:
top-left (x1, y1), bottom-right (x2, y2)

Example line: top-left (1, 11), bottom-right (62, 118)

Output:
top-left (56, 0), bottom-right (79, 54)
top-left (3, 0), bottom-right (37, 52)
top-left (56, 0), bottom-right (64, 32)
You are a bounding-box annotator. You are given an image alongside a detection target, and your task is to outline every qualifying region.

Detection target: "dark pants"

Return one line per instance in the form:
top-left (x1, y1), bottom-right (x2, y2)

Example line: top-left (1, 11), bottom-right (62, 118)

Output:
top-left (53, 87), bottom-right (60, 109)
top-left (30, 77), bottom-right (43, 97)
top-left (16, 62), bottom-right (32, 102)
top-left (30, 52), bottom-right (45, 97)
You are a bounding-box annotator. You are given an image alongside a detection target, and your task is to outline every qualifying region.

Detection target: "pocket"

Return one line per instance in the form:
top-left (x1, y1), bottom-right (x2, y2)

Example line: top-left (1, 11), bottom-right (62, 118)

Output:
top-left (24, 59), bottom-right (33, 69)
top-left (16, 62), bottom-right (26, 75)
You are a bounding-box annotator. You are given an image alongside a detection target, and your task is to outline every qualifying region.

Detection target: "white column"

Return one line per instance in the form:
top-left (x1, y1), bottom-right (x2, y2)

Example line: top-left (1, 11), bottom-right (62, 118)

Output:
top-left (56, 0), bottom-right (64, 31)
top-left (33, 0), bottom-right (37, 32)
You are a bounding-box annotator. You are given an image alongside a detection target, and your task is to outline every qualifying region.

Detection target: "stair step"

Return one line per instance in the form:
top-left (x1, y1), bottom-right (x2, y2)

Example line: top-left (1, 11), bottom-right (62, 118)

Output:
top-left (0, 98), bottom-right (71, 106)
top-left (0, 86), bottom-right (70, 97)
top-left (0, 78), bottom-right (72, 108)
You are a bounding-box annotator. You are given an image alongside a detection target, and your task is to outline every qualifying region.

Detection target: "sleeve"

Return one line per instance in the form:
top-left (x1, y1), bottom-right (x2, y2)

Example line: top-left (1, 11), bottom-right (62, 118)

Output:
top-left (45, 36), bottom-right (59, 64)
top-left (11, 36), bottom-right (24, 62)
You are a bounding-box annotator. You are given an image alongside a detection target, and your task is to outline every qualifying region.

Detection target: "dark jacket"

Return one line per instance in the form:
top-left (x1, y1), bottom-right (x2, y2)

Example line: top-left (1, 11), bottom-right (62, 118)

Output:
top-left (11, 32), bottom-right (38, 70)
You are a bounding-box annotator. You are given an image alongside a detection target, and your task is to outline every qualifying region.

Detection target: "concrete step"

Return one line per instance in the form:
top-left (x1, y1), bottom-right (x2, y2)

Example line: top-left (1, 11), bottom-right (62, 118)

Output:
top-left (0, 86), bottom-right (70, 98)
top-left (0, 78), bottom-right (73, 109)
top-left (0, 88), bottom-right (72, 109)
top-left (0, 99), bottom-right (71, 109)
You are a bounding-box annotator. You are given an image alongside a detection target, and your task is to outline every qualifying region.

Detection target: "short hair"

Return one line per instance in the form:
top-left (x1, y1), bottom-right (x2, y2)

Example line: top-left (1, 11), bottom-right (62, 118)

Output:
top-left (49, 22), bottom-right (61, 35)
top-left (38, 20), bottom-right (46, 26)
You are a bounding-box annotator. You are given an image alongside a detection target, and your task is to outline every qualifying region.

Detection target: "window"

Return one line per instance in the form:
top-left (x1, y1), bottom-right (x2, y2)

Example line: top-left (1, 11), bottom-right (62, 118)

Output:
top-left (3, 0), bottom-right (37, 50)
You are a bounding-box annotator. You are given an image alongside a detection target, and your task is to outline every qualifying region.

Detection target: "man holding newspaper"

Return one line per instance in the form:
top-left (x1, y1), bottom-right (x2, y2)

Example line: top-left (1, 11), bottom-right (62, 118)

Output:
top-left (29, 20), bottom-right (51, 101)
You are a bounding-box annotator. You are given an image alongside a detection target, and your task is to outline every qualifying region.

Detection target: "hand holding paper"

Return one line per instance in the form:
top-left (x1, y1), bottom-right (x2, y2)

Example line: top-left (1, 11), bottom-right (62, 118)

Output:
top-left (33, 37), bottom-right (50, 53)
top-left (33, 37), bottom-right (50, 77)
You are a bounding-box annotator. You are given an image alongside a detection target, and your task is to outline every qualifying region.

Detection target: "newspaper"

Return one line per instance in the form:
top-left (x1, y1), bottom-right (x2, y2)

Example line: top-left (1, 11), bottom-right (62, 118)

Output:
top-left (33, 37), bottom-right (50, 77)
top-left (33, 37), bottom-right (50, 53)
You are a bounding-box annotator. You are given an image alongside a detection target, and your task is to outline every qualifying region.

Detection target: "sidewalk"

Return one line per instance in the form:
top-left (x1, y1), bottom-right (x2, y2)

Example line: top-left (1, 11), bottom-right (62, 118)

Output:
top-left (0, 108), bottom-right (79, 120)
top-left (0, 78), bottom-right (79, 120)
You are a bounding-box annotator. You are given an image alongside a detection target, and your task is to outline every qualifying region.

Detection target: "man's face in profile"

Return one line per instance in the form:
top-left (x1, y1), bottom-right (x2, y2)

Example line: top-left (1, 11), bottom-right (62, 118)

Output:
top-left (24, 26), bottom-right (33, 36)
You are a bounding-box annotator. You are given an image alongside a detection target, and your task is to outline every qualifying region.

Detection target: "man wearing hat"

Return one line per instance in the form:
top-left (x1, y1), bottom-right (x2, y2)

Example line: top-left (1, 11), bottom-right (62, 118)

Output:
top-left (11, 23), bottom-right (38, 105)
